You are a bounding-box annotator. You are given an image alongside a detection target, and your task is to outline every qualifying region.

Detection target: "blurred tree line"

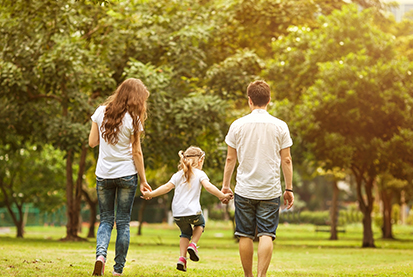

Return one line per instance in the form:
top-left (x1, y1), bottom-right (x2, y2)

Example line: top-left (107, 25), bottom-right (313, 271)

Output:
top-left (1, 0), bottom-right (412, 247)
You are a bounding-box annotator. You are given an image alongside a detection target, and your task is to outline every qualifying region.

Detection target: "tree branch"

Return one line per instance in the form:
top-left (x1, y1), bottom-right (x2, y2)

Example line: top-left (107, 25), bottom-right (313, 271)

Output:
top-left (27, 88), bottom-right (62, 102)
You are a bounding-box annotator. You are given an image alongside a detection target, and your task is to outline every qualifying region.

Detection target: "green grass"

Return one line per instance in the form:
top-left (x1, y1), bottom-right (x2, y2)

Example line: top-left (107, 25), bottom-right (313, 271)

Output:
top-left (0, 222), bottom-right (412, 276)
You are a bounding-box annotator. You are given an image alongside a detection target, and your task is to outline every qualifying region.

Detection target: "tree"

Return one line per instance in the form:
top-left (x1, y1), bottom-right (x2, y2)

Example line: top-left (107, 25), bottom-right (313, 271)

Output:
top-left (377, 173), bottom-right (410, 239)
top-left (0, 0), bottom-right (115, 240)
top-left (0, 144), bottom-right (66, 238)
top-left (268, 5), bottom-right (413, 247)
top-left (82, 151), bottom-right (99, 238)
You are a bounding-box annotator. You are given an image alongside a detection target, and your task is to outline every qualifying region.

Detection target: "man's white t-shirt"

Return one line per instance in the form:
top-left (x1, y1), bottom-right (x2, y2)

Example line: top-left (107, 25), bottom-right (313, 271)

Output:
top-left (225, 109), bottom-right (293, 200)
top-left (91, 105), bottom-right (141, 179)
top-left (169, 168), bottom-right (209, 217)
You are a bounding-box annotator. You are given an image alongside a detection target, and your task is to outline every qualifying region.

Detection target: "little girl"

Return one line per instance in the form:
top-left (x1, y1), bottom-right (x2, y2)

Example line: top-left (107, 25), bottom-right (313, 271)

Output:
top-left (141, 146), bottom-right (233, 272)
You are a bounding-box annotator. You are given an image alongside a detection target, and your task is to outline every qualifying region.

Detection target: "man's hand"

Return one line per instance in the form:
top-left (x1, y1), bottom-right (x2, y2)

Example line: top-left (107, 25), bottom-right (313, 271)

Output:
top-left (221, 187), bottom-right (233, 204)
top-left (283, 191), bottom-right (294, 209)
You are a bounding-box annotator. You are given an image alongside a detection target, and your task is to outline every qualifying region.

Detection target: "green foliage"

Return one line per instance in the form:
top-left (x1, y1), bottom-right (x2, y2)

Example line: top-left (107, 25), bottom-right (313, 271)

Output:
top-left (0, 144), bottom-right (66, 212)
top-left (268, 4), bottom-right (413, 177)
top-left (266, 5), bottom-right (413, 247)
top-left (392, 204), bottom-right (401, 224)
top-left (267, 5), bottom-right (395, 102)
top-left (0, 0), bottom-right (115, 152)
top-left (207, 49), bottom-right (264, 101)
top-left (280, 209), bottom-right (363, 225)
top-left (124, 59), bottom-right (229, 173)
top-left (407, 210), bottom-right (413, 225)
top-left (1, 0), bottom-right (412, 241)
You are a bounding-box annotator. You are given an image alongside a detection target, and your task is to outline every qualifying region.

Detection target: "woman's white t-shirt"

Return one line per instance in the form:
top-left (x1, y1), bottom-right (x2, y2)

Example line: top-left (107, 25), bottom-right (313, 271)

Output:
top-left (169, 168), bottom-right (209, 217)
top-left (91, 105), bottom-right (140, 179)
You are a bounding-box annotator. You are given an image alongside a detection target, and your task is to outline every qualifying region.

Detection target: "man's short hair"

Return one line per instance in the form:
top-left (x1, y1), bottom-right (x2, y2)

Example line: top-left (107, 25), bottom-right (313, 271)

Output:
top-left (247, 80), bottom-right (271, 107)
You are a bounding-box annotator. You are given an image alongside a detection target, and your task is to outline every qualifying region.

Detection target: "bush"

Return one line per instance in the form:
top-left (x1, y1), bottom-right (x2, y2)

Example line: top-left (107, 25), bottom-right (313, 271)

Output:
top-left (299, 211), bottom-right (330, 225)
top-left (279, 209), bottom-right (364, 225)
top-left (208, 208), bottom-right (225, 220)
top-left (279, 210), bottom-right (302, 224)
top-left (392, 204), bottom-right (401, 224)
top-left (406, 209), bottom-right (413, 225)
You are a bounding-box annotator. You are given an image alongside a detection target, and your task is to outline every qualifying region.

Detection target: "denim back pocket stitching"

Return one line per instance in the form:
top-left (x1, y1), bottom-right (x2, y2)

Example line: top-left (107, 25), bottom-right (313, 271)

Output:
top-left (120, 175), bottom-right (137, 189)
top-left (121, 175), bottom-right (135, 182)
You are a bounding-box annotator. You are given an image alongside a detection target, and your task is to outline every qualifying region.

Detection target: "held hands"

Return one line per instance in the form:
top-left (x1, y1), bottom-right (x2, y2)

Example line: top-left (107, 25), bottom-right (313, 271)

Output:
top-left (219, 193), bottom-right (233, 203)
top-left (220, 187), bottom-right (234, 204)
top-left (140, 182), bottom-right (152, 200)
top-left (283, 190), bottom-right (294, 209)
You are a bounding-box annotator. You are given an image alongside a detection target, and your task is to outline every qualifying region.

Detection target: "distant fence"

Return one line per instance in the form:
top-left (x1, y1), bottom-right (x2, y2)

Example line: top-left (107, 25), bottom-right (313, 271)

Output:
top-left (0, 198), bottom-right (167, 227)
top-left (0, 202), bottom-right (368, 228)
top-left (0, 204), bottom-right (67, 227)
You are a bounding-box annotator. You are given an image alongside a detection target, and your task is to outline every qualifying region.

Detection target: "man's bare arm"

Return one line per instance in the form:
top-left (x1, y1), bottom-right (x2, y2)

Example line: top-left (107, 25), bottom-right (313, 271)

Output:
top-left (281, 147), bottom-right (294, 209)
top-left (222, 146), bottom-right (237, 191)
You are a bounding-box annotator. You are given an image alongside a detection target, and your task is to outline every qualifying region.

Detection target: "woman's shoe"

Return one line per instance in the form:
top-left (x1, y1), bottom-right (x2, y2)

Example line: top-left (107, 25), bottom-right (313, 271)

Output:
top-left (92, 256), bottom-right (105, 276)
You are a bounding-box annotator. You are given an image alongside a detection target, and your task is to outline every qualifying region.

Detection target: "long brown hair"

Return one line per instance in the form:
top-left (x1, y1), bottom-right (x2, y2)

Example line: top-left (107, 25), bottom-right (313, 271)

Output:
top-left (101, 78), bottom-right (149, 145)
top-left (178, 146), bottom-right (205, 189)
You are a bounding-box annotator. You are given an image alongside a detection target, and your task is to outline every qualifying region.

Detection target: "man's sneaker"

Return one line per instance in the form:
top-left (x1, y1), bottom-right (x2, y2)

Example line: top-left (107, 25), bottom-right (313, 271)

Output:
top-left (176, 256), bottom-right (187, 272)
top-left (112, 271), bottom-right (122, 276)
top-left (92, 255), bottom-right (105, 276)
top-left (187, 243), bottom-right (199, 262)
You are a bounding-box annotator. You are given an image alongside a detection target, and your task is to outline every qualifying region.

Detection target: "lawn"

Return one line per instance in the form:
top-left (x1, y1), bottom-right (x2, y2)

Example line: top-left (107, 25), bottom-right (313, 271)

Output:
top-left (0, 221), bottom-right (412, 276)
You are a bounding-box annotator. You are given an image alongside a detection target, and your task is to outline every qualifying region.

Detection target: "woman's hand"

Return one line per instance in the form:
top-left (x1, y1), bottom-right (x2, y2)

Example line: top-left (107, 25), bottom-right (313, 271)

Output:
top-left (140, 182), bottom-right (152, 200)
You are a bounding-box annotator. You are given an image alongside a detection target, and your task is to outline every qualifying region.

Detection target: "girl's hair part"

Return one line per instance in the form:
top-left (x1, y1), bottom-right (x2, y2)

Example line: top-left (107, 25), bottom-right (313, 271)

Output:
top-left (178, 146), bottom-right (205, 189)
top-left (101, 78), bottom-right (149, 145)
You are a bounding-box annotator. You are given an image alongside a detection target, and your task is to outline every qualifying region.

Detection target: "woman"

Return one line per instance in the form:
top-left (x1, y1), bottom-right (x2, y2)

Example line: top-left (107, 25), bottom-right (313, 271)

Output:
top-left (89, 78), bottom-right (152, 276)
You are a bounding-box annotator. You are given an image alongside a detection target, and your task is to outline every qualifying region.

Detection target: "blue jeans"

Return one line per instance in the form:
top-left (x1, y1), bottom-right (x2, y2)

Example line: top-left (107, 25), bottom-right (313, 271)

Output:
top-left (234, 193), bottom-right (280, 240)
top-left (174, 214), bottom-right (205, 239)
top-left (95, 174), bottom-right (137, 274)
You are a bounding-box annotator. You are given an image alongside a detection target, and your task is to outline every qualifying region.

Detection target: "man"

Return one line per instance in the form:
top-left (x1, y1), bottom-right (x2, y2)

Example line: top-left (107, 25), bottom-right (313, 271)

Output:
top-left (222, 80), bottom-right (294, 277)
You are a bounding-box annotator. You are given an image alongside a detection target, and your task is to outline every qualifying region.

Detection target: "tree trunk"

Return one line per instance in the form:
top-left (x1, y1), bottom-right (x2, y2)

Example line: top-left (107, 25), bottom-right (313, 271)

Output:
top-left (82, 188), bottom-right (98, 238)
top-left (65, 149), bottom-right (76, 239)
top-left (137, 200), bottom-right (147, 236)
top-left (87, 203), bottom-right (97, 238)
top-left (12, 203), bottom-right (24, 238)
top-left (16, 203), bottom-right (24, 238)
top-left (329, 180), bottom-right (339, 240)
top-left (380, 188), bottom-right (393, 239)
top-left (352, 168), bottom-right (376, 248)
top-left (361, 178), bottom-right (375, 247)
top-left (0, 179), bottom-right (24, 238)
top-left (362, 210), bottom-right (375, 247)
top-left (63, 145), bottom-right (88, 241)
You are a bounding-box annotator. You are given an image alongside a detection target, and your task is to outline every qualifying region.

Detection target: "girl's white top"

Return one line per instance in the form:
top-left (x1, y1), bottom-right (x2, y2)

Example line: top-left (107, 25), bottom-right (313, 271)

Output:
top-left (91, 105), bottom-right (141, 179)
top-left (169, 168), bottom-right (209, 217)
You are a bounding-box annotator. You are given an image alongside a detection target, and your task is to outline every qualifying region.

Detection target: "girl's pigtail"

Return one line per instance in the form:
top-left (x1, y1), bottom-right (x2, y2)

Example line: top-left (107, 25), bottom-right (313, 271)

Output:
top-left (178, 150), bottom-right (192, 189)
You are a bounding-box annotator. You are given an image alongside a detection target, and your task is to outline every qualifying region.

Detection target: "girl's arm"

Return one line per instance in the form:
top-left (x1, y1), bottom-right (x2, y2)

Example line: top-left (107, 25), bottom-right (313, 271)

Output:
top-left (142, 182), bottom-right (174, 199)
top-left (201, 180), bottom-right (232, 201)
